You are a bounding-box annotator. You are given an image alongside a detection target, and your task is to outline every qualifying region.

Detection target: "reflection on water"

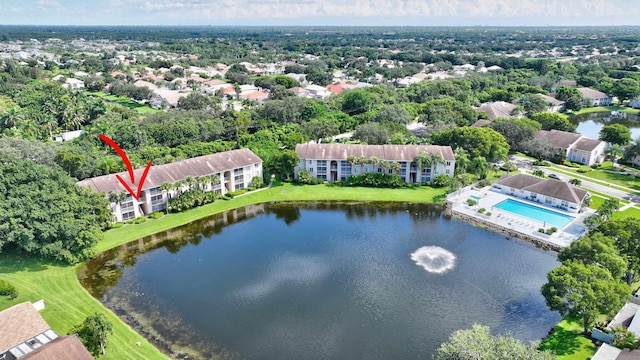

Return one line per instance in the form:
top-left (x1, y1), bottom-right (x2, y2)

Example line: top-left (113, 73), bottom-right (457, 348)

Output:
top-left (571, 111), bottom-right (640, 140)
top-left (81, 202), bottom-right (560, 360)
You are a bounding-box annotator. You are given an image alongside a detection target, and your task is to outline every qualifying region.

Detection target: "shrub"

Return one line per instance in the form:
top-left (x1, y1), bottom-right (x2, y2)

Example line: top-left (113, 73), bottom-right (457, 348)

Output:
top-left (467, 199), bottom-right (477, 206)
top-left (247, 186), bottom-right (256, 191)
top-left (500, 161), bottom-right (518, 172)
top-left (477, 179), bottom-right (492, 187)
top-left (538, 228), bottom-right (546, 233)
top-left (168, 189), bottom-right (218, 212)
top-left (432, 174), bottom-right (451, 187)
top-left (222, 193), bottom-right (234, 200)
top-left (111, 222), bottom-right (124, 229)
top-left (343, 173), bottom-right (406, 188)
top-left (149, 212), bottom-right (164, 219)
top-left (228, 189), bottom-right (246, 197)
top-left (485, 212), bottom-right (492, 216)
top-left (533, 160), bottom-right (550, 166)
top-left (591, 163), bottom-right (601, 169)
top-left (577, 166), bottom-right (591, 173)
top-left (133, 216), bottom-right (147, 224)
top-left (0, 279), bottom-right (18, 299)
top-left (124, 219), bottom-right (134, 224)
top-left (478, 208), bottom-right (486, 213)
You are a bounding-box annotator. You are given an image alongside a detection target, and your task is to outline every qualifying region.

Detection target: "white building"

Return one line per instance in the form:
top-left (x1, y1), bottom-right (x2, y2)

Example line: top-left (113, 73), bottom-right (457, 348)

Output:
top-left (535, 129), bottom-right (608, 166)
top-left (61, 78), bottom-right (85, 89)
top-left (491, 174), bottom-right (589, 213)
top-left (295, 143), bottom-right (455, 183)
top-left (78, 149), bottom-right (263, 222)
top-left (578, 87), bottom-right (612, 106)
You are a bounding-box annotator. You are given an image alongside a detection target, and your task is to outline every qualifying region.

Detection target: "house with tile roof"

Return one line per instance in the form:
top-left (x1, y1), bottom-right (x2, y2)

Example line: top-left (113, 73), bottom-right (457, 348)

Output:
top-left (537, 93), bottom-right (565, 113)
top-left (491, 173), bottom-right (589, 213)
top-left (578, 87), bottom-right (613, 106)
top-left (475, 101), bottom-right (519, 120)
top-left (78, 149), bottom-right (263, 222)
top-left (535, 129), bottom-right (608, 165)
top-left (21, 336), bottom-right (94, 360)
top-left (0, 302), bottom-right (60, 360)
top-left (295, 143), bottom-right (455, 183)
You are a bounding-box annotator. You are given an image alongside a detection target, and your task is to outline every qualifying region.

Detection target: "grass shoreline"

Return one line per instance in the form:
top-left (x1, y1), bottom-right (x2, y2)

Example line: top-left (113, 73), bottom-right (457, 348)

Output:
top-left (0, 183), bottom-right (447, 360)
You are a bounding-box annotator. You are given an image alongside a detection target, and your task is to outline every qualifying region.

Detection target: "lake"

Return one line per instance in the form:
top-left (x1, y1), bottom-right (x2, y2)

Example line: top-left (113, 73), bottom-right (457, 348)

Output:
top-left (571, 111), bottom-right (640, 140)
top-left (80, 202), bottom-right (561, 359)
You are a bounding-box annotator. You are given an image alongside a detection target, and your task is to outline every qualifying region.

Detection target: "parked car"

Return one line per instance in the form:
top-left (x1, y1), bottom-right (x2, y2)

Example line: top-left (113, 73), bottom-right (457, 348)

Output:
top-left (548, 173), bottom-right (560, 180)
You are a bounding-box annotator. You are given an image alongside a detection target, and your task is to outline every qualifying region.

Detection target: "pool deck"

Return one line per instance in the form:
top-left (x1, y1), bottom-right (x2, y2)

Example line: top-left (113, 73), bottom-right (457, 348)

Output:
top-left (447, 186), bottom-right (593, 249)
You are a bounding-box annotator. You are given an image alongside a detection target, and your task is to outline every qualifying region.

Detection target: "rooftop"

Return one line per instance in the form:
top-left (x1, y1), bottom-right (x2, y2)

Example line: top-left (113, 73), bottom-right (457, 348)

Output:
top-left (77, 148), bottom-right (261, 194)
top-left (0, 302), bottom-right (51, 354)
top-left (295, 143), bottom-right (455, 162)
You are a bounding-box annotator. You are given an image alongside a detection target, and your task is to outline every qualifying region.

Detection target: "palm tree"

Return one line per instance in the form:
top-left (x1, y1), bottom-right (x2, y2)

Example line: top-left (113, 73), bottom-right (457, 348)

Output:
top-left (160, 182), bottom-right (173, 214)
top-left (454, 147), bottom-right (470, 175)
top-left (356, 156), bottom-right (368, 175)
top-left (430, 152), bottom-right (445, 173)
top-left (172, 181), bottom-right (183, 196)
top-left (381, 161), bottom-right (391, 174)
top-left (369, 156), bottom-right (380, 172)
top-left (208, 173), bottom-right (221, 192)
top-left (413, 151), bottom-right (432, 182)
top-left (607, 143), bottom-right (623, 162)
top-left (492, 147), bottom-right (509, 163)
top-left (569, 178), bottom-right (582, 186)
top-left (184, 176), bottom-right (196, 191)
top-left (197, 176), bottom-right (208, 191)
top-left (471, 156), bottom-right (488, 180)
top-left (390, 161), bottom-right (401, 175)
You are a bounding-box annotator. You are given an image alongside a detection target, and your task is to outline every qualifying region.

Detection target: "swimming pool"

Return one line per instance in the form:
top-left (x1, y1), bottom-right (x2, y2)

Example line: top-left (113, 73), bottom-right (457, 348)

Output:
top-left (494, 199), bottom-right (574, 228)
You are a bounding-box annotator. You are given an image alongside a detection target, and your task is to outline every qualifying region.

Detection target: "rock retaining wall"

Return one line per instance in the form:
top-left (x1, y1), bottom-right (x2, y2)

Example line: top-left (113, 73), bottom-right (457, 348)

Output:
top-left (445, 201), bottom-right (562, 252)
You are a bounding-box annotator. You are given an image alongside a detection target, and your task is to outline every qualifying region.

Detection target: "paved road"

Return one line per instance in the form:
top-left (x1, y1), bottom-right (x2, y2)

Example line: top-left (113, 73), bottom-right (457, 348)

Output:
top-left (510, 155), bottom-right (640, 203)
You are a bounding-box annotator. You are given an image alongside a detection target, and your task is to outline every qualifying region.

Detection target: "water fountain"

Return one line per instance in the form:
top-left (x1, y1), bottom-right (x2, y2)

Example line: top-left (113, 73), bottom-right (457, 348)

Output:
top-left (410, 246), bottom-right (457, 274)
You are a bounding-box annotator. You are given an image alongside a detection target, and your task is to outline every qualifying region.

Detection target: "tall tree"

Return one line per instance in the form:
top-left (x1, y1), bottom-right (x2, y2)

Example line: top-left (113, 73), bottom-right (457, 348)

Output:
top-left (434, 324), bottom-right (556, 360)
top-left (541, 260), bottom-right (628, 334)
top-left (557, 233), bottom-right (628, 280)
top-left (599, 124), bottom-right (632, 146)
top-left (68, 312), bottom-right (113, 356)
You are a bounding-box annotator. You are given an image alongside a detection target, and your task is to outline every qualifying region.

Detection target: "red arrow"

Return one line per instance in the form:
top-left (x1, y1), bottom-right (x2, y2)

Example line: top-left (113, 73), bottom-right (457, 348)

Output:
top-left (99, 134), bottom-right (152, 201)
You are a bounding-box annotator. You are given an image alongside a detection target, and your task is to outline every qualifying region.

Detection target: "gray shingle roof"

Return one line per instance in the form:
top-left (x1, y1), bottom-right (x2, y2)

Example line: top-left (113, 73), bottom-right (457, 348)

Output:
top-left (573, 137), bottom-right (605, 152)
top-left (77, 148), bottom-right (261, 194)
top-left (0, 302), bottom-right (51, 354)
top-left (535, 130), bottom-right (582, 149)
top-left (21, 336), bottom-right (94, 360)
top-left (471, 119), bottom-right (491, 127)
top-left (475, 101), bottom-right (517, 120)
top-left (578, 87), bottom-right (610, 99)
top-left (495, 174), bottom-right (587, 203)
top-left (537, 93), bottom-right (565, 106)
top-left (295, 143), bottom-right (455, 162)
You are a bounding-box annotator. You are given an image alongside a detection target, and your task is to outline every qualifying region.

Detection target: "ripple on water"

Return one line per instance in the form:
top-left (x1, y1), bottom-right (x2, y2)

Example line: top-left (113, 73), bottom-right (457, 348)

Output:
top-left (410, 246), bottom-right (456, 274)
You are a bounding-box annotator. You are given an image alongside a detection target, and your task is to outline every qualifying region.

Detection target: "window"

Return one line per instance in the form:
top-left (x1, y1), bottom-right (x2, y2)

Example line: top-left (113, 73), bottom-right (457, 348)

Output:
top-left (445, 169), bottom-right (450, 174)
top-left (234, 168), bottom-right (243, 174)
top-left (120, 200), bottom-right (134, 212)
top-left (235, 183), bottom-right (245, 190)
top-left (308, 160), bottom-right (312, 164)
top-left (309, 168), bottom-right (314, 173)
top-left (122, 211), bottom-right (135, 221)
top-left (446, 161), bottom-right (451, 166)
top-left (340, 161), bottom-right (351, 174)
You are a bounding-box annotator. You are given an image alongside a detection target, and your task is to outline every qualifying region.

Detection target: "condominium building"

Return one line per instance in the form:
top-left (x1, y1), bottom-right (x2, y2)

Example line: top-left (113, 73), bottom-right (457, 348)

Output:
top-left (295, 143), bottom-right (455, 183)
top-left (77, 149), bottom-right (262, 222)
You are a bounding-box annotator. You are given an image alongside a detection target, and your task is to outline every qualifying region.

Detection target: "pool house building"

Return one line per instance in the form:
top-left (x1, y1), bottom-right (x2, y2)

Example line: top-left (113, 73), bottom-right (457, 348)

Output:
top-left (294, 143), bottom-right (455, 183)
top-left (78, 149), bottom-right (263, 222)
top-left (491, 174), bottom-right (588, 213)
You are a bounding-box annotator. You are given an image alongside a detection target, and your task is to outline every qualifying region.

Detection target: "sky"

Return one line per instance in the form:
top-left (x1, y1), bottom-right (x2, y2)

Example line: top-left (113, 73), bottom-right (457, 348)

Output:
top-left (0, 0), bottom-right (638, 27)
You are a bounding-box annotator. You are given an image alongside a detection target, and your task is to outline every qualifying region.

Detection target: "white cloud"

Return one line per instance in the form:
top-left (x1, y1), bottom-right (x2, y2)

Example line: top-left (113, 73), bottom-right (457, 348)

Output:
top-left (2, 0), bottom-right (639, 25)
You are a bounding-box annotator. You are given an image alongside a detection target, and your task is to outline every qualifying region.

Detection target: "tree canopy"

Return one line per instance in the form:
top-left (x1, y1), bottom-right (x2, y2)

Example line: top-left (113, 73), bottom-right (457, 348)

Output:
top-left (0, 152), bottom-right (111, 263)
top-left (434, 324), bottom-right (556, 360)
top-left (430, 126), bottom-right (509, 160)
top-left (599, 123), bottom-right (632, 146)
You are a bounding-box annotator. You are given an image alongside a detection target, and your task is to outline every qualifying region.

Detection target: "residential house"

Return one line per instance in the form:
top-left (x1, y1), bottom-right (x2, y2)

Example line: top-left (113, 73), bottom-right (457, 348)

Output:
top-left (62, 78), bottom-right (85, 89)
top-left (578, 87), bottom-right (613, 106)
top-left (475, 101), bottom-right (519, 120)
top-left (295, 143), bottom-right (455, 183)
top-left (54, 129), bottom-right (84, 142)
top-left (0, 302), bottom-right (60, 360)
top-left (491, 173), bottom-right (589, 213)
top-left (77, 149), bottom-right (263, 222)
top-left (591, 301), bottom-right (640, 359)
top-left (592, 343), bottom-right (640, 360)
top-left (629, 97), bottom-right (640, 109)
top-left (241, 90), bottom-right (270, 103)
top-left (290, 86), bottom-right (311, 98)
top-left (470, 119), bottom-right (491, 127)
top-left (305, 84), bottom-right (331, 99)
top-left (537, 93), bottom-right (565, 113)
top-left (535, 129), bottom-right (608, 165)
top-left (21, 336), bottom-right (94, 360)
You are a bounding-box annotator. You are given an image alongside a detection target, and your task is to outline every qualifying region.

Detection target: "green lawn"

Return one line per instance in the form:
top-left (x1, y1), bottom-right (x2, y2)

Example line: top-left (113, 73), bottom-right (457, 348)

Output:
top-left (539, 317), bottom-right (596, 360)
top-left (567, 106), bottom-right (640, 115)
top-left (85, 91), bottom-right (160, 113)
top-left (549, 165), bottom-right (640, 193)
top-left (613, 205), bottom-right (640, 220)
top-left (1, 183), bottom-right (448, 359)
